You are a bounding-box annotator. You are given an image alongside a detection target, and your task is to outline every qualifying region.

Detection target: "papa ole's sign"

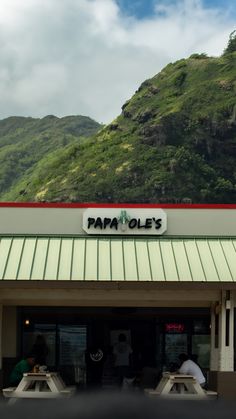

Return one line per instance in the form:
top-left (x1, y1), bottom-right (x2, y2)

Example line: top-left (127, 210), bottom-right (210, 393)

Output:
top-left (83, 208), bottom-right (167, 235)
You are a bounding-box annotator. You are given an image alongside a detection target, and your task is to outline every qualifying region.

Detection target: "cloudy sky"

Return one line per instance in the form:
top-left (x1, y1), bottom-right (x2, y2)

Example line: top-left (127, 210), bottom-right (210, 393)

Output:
top-left (0, 0), bottom-right (235, 124)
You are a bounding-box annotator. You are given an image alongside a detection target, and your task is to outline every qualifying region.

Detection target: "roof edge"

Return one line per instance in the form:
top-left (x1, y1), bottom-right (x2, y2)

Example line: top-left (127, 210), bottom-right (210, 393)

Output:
top-left (0, 202), bottom-right (236, 209)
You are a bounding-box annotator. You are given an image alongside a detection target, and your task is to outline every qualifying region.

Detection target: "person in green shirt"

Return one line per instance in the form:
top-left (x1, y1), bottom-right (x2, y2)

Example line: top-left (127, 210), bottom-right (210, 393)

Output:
top-left (10, 355), bottom-right (36, 386)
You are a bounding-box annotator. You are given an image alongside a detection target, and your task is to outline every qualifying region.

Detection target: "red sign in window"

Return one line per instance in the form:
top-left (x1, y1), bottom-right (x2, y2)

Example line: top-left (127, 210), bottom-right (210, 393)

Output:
top-left (165, 323), bottom-right (185, 333)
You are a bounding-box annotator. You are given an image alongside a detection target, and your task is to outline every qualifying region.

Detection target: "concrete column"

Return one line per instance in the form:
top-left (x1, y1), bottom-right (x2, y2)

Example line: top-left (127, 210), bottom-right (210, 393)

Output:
top-left (210, 291), bottom-right (234, 371)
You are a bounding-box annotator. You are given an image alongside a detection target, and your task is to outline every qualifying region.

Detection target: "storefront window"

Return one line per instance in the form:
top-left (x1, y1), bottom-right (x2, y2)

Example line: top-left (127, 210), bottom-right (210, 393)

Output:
top-left (193, 320), bottom-right (210, 334)
top-left (191, 335), bottom-right (210, 368)
top-left (192, 320), bottom-right (210, 368)
top-left (22, 324), bottom-right (56, 367)
top-left (22, 323), bottom-right (87, 381)
top-left (59, 325), bottom-right (87, 366)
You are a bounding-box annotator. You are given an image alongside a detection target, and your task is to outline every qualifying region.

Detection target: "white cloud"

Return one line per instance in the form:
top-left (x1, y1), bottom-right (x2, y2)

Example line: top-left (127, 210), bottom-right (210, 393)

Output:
top-left (0, 0), bottom-right (235, 123)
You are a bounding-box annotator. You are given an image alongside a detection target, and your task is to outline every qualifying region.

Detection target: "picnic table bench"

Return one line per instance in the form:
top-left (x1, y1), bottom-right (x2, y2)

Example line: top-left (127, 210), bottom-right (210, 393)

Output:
top-left (2, 372), bottom-right (76, 404)
top-left (145, 372), bottom-right (217, 400)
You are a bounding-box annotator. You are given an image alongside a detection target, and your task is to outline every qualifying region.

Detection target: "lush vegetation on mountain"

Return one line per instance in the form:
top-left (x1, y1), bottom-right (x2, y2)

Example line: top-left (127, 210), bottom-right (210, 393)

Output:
top-left (1, 37), bottom-right (236, 203)
top-left (0, 115), bottom-right (101, 199)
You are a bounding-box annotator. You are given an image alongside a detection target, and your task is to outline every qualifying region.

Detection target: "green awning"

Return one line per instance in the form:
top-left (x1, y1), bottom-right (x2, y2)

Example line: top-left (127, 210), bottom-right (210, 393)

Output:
top-left (0, 236), bottom-right (235, 282)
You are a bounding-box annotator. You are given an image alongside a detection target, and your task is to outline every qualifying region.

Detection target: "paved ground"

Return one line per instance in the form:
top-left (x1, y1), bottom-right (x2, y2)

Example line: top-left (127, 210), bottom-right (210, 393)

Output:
top-left (0, 392), bottom-right (236, 418)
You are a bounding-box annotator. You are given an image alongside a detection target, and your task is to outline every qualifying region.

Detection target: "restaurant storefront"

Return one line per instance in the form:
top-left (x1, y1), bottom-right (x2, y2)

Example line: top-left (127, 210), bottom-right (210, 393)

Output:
top-left (17, 306), bottom-right (210, 387)
top-left (0, 203), bottom-right (236, 398)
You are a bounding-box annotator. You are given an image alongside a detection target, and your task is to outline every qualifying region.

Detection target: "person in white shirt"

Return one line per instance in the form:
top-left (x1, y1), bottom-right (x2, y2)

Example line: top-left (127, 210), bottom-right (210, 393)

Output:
top-left (113, 333), bottom-right (133, 386)
top-left (178, 353), bottom-right (206, 387)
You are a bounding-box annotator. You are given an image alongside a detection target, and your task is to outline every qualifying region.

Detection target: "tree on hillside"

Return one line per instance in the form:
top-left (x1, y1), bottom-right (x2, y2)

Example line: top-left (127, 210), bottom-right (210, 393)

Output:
top-left (224, 30), bottom-right (236, 54)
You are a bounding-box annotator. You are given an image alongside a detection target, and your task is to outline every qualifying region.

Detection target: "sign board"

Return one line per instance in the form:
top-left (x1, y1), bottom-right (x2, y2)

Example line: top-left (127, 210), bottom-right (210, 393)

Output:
top-left (165, 323), bottom-right (185, 333)
top-left (83, 208), bottom-right (167, 235)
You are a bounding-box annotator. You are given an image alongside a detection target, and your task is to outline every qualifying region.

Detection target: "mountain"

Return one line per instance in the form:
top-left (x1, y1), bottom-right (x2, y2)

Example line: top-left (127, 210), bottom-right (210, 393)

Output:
top-left (0, 115), bottom-right (102, 199)
top-left (1, 38), bottom-right (236, 203)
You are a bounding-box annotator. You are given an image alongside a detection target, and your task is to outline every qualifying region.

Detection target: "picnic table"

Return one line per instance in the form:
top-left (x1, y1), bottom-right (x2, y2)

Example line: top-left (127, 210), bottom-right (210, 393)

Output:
top-left (145, 372), bottom-right (217, 399)
top-left (2, 372), bottom-right (75, 404)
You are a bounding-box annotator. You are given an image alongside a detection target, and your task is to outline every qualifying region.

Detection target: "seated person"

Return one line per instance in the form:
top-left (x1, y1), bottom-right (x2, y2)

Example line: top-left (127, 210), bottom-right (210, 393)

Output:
top-left (10, 354), bottom-right (36, 387)
top-left (178, 353), bottom-right (206, 387)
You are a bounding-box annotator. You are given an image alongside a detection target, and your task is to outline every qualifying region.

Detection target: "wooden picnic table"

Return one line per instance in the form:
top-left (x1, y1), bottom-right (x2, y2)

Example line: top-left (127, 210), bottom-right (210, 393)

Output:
top-left (145, 372), bottom-right (215, 399)
top-left (2, 372), bottom-right (75, 404)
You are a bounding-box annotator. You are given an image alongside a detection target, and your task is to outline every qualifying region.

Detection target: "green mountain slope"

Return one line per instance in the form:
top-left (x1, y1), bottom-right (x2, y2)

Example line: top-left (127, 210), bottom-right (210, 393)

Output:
top-left (0, 115), bottom-right (101, 198)
top-left (2, 45), bottom-right (236, 203)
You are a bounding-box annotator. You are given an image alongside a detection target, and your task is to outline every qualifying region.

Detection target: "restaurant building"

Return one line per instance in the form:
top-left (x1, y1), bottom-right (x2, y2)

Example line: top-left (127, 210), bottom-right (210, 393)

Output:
top-left (0, 202), bottom-right (236, 398)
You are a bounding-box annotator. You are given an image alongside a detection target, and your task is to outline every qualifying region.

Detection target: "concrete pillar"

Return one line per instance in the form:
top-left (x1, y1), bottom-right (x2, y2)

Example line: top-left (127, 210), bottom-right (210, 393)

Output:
top-left (210, 290), bottom-right (234, 371)
top-left (208, 291), bottom-right (236, 398)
